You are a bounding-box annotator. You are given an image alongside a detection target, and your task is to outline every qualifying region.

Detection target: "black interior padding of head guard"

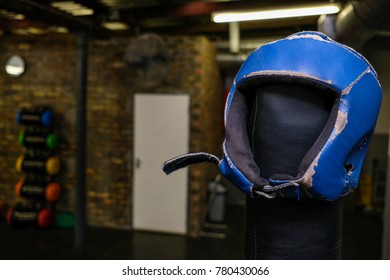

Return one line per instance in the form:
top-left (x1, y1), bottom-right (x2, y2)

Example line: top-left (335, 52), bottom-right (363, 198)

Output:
top-left (226, 77), bottom-right (340, 184)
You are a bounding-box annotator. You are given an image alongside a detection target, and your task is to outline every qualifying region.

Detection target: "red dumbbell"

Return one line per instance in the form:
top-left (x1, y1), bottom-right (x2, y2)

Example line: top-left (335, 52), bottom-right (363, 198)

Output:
top-left (7, 207), bottom-right (54, 229)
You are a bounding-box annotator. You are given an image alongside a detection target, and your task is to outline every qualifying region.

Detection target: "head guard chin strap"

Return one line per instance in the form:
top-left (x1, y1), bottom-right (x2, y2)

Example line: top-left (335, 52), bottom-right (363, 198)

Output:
top-left (162, 31), bottom-right (382, 201)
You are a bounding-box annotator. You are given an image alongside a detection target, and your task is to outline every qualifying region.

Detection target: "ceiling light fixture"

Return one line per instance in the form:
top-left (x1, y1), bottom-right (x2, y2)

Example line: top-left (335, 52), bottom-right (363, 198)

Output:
top-left (102, 22), bottom-right (129, 31)
top-left (212, 3), bottom-right (341, 23)
top-left (51, 1), bottom-right (94, 16)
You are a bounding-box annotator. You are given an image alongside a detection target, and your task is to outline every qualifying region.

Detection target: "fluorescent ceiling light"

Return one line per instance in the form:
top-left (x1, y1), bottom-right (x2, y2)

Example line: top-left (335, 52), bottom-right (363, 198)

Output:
top-left (27, 27), bottom-right (45, 34)
top-left (51, 1), bottom-right (94, 16)
top-left (0, 9), bottom-right (25, 20)
top-left (14, 14), bottom-right (25, 20)
top-left (54, 26), bottom-right (69, 33)
top-left (212, 4), bottom-right (341, 23)
top-left (70, 9), bottom-right (94, 16)
top-left (102, 22), bottom-right (129, 30)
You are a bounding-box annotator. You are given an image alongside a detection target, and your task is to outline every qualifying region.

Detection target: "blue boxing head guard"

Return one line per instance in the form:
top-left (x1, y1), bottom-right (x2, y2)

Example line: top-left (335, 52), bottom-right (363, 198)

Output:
top-left (163, 31), bottom-right (382, 201)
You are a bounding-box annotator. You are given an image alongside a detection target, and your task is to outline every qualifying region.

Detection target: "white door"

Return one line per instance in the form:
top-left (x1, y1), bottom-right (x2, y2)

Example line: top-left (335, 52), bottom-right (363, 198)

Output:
top-left (133, 93), bottom-right (189, 234)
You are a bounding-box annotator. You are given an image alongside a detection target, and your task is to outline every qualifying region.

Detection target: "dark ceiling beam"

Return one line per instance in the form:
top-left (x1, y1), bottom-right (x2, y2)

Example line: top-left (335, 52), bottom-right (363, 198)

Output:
top-left (0, 19), bottom-right (48, 29)
top-left (122, 0), bottom-right (339, 34)
top-left (0, 0), bottom-right (110, 37)
top-left (124, 0), bottom-right (337, 19)
top-left (140, 15), bottom-right (318, 38)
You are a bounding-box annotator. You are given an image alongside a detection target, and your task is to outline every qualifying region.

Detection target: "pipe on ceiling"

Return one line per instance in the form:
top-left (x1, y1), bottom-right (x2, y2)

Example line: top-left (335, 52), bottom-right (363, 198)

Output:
top-left (318, 0), bottom-right (390, 46)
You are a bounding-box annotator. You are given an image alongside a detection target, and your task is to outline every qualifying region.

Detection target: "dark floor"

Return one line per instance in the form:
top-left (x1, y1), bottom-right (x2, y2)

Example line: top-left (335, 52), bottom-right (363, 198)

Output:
top-left (0, 205), bottom-right (383, 260)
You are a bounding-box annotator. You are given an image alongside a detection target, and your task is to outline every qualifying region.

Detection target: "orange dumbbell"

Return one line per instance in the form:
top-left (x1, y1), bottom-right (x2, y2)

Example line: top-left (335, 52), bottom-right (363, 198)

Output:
top-left (15, 176), bottom-right (61, 202)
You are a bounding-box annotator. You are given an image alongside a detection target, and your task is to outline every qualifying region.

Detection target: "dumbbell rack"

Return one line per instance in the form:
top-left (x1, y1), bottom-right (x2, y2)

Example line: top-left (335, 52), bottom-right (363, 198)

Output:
top-left (7, 106), bottom-right (61, 229)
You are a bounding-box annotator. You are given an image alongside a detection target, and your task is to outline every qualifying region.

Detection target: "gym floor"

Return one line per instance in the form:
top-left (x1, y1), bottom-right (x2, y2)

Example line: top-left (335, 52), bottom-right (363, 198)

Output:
top-left (0, 205), bottom-right (382, 260)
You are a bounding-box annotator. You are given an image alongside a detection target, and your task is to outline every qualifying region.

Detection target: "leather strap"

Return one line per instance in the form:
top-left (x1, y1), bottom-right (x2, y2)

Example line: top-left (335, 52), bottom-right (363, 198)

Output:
top-left (162, 152), bottom-right (220, 175)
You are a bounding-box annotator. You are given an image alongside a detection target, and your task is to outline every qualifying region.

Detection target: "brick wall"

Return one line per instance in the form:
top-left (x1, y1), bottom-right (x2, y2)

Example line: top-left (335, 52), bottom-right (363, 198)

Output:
top-left (0, 35), bottom-right (78, 216)
top-left (0, 34), bottom-right (222, 237)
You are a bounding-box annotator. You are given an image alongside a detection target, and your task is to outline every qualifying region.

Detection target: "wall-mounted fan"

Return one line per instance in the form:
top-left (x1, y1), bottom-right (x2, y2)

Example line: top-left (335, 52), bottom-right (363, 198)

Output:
top-left (124, 33), bottom-right (169, 90)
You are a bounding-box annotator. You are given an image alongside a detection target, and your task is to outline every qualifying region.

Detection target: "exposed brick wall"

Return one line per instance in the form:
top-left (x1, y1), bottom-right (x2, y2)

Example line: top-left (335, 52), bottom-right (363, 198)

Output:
top-left (0, 34), bottom-right (222, 237)
top-left (0, 35), bottom-right (78, 216)
top-left (86, 37), bottom-right (133, 228)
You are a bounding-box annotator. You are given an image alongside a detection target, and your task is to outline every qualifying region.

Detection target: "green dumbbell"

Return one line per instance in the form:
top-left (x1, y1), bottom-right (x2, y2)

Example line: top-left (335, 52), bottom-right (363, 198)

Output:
top-left (18, 131), bottom-right (59, 150)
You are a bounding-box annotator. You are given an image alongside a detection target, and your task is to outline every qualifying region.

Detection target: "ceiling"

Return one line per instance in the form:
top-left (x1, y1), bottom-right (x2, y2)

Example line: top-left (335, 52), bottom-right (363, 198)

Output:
top-left (0, 0), bottom-right (344, 39)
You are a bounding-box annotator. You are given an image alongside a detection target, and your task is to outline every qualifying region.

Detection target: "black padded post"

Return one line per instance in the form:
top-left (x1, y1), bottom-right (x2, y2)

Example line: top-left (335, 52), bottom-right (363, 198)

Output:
top-left (245, 84), bottom-right (344, 260)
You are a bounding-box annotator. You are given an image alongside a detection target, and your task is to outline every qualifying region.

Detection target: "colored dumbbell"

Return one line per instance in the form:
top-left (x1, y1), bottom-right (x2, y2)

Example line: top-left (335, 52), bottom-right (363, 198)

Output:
top-left (16, 154), bottom-right (60, 175)
top-left (18, 131), bottom-right (59, 150)
top-left (16, 107), bottom-right (54, 127)
top-left (16, 176), bottom-right (61, 202)
top-left (7, 207), bottom-right (53, 229)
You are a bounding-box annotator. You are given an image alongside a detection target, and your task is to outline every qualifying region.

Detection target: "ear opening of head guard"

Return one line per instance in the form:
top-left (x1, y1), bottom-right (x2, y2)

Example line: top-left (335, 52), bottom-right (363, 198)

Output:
top-left (220, 31), bottom-right (382, 200)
